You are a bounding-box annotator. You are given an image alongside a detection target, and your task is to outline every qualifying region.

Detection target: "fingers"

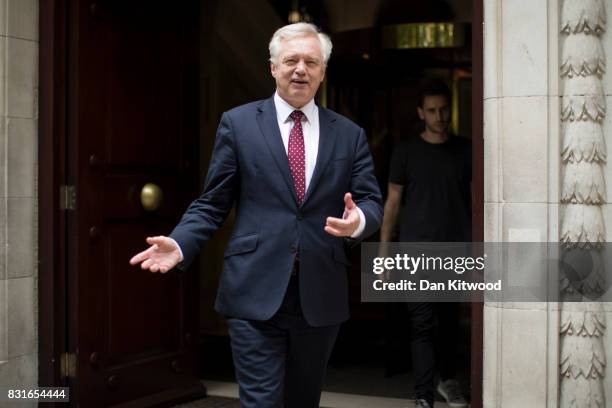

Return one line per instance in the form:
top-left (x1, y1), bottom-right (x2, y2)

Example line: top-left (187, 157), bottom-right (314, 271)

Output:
top-left (140, 259), bottom-right (170, 273)
top-left (327, 211), bottom-right (359, 229)
top-left (149, 263), bottom-right (170, 274)
top-left (130, 237), bottom-right (161, 265)
top-left (131, 236), bottom-right (171, 264)
top-left (141, 260), bottom-right (172, 274)
top-left (324, 225), bottom-right (344, 237)
top-left (325, 216), bottom-right (357, 237)
top-left (130, 236), bottom-right (177, 273)
top-left (129, 246), bottom-right (154, 265)
top-left (129, 252), bottom-right (143, 265)
top-left (141, 258), bottom-right (154, 270)
top-left (326, 216), bottom-right (351, 229)
top-left (146, 235), bottom-right (169, 247)
top-left (344, 192), bottom-right (356, 210)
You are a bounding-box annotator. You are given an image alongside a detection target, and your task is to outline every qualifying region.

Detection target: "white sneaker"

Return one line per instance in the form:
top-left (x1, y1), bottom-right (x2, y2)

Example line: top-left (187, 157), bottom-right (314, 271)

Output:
top-left (437, 379), bottom-right (468, 408)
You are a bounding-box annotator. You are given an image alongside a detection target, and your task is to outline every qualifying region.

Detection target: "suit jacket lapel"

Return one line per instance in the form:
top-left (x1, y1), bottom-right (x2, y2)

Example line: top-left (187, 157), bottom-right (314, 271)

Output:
top-left (303, 107), bottom-right (337, 206)
top-left (256, 97), bottom-right (299, 205)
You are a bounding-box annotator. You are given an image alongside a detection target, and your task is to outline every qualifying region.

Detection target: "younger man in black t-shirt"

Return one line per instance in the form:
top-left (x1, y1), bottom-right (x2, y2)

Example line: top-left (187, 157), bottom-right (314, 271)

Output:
top-left (380, 79), bottom-right (470, 408)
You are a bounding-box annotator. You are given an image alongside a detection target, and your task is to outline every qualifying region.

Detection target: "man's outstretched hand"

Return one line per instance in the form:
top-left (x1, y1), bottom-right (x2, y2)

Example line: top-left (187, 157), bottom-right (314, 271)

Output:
top-left (129, 236), bottom-right (182, 273)
top-left (325, 192), bottom-right (360, 237)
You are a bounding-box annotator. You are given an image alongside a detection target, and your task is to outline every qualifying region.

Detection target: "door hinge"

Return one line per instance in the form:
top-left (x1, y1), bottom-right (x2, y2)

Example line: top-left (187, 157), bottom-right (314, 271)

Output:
top-left (60, 352), bottom-right (78, 378)
top-left (60, 185), bottom-right (76, 210)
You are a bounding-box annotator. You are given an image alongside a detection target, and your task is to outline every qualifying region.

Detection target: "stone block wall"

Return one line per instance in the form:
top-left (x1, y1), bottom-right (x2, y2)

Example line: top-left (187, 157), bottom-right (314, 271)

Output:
top-left (483, 0), bottom-right (561, 406)
top-left (484, 0), bottom-right (612, 406)
top-left (0, 0), bottom-right (39, 402)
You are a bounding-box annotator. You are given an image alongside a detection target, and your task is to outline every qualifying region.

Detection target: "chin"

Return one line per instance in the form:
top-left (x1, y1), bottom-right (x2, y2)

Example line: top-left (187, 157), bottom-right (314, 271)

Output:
top-left (290, 89), bottom-right (309, 97)
top-left (290, 94), bottom-right (310, 104)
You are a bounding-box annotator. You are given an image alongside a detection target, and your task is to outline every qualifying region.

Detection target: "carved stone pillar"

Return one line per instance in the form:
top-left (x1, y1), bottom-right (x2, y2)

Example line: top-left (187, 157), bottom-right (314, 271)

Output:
top-left (559, 0), bottom-right (607, 406)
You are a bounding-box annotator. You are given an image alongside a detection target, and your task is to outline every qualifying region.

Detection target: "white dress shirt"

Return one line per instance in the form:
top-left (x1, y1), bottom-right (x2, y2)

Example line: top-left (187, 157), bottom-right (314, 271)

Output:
top-left (273, 92), bottom-right (365, 238)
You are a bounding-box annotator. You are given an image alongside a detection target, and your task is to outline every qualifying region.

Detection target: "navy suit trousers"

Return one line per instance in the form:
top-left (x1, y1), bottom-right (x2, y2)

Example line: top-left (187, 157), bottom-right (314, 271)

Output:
top-left (227, 272), bottom-right (339, 408)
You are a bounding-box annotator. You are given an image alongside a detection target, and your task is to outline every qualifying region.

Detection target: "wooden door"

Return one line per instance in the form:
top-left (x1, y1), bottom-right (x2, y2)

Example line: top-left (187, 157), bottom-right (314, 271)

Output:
top-left (66, 1), bottom-right (203, 406)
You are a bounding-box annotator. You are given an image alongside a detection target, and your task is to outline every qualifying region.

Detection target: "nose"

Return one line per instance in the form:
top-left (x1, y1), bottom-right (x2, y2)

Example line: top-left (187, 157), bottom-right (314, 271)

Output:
top-left (295, 60), bottom-right (306, 74)
top-left (435, 109), bottom-right (442, 121)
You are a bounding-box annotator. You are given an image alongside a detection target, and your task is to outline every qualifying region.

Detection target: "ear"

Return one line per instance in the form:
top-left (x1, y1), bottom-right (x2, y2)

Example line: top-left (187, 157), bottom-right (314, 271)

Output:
top-left (417, 106), bottom-right (425, 120)
top-left (270, 62), bottom-right (277, 79)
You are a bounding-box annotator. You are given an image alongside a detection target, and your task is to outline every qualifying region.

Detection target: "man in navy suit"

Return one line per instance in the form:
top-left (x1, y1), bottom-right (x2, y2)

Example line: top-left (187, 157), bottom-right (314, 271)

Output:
top-left (130, 22), bottom-right (382, 407)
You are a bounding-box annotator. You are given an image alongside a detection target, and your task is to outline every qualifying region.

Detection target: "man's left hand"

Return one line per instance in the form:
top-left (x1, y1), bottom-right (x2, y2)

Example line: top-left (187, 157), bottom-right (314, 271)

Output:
top-left (325, 193), bottom-right (360, 237)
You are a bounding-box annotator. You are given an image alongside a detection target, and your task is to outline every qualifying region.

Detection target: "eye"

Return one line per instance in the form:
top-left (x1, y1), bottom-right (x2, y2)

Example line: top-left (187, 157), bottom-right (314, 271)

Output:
top-left (284, 58), bottom-right (297, 65)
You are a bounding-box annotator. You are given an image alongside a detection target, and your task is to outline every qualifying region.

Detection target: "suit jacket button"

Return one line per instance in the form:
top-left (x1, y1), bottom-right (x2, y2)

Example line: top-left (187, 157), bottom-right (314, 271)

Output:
top-left (297, 213), bottom-right (303, 220)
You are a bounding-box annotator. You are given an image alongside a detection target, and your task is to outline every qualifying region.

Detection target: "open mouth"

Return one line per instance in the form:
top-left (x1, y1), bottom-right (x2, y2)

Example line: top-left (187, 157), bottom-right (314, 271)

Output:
top-left (291, 79), bottom-right (309, 86)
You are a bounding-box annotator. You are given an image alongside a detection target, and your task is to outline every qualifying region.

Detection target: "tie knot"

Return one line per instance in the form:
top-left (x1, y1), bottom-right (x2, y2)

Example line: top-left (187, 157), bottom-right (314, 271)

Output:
top-left (290, 110), bottom-right (304, 123)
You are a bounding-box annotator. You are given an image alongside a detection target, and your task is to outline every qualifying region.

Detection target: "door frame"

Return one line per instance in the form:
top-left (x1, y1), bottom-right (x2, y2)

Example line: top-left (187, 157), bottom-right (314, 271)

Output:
top-left (39, 0), bottom-right (486, 405)
top-left (39, 0), bottom-right (68, 391)
top-left (38, 0), bottom-right (205, 400)
top-left (471, 0), bottom-right (484, 407)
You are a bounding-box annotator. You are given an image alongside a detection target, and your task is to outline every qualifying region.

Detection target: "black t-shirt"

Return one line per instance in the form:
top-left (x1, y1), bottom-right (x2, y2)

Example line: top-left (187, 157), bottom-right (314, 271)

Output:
top-left (389, 135), bottom-right (472, 242)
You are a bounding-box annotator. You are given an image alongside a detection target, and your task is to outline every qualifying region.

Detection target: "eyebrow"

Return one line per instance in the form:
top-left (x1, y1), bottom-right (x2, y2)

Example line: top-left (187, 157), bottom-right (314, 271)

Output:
top-left (282, 54), bottom-right (321, 62)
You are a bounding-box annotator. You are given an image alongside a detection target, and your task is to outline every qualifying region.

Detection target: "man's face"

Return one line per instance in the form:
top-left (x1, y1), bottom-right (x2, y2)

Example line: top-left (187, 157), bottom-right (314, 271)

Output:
top-left (417, 95), bottom-right (451, 134)
top-left (271, 35), bottom-right (326, 108)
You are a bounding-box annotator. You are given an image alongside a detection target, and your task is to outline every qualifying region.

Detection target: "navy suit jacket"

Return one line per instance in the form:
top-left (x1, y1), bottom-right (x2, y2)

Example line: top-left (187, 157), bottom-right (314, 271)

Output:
top-left (170, 96), bottom-right (382, 326)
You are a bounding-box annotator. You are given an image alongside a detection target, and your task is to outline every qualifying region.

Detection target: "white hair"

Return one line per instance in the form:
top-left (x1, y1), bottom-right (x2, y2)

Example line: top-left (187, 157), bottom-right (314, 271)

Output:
top-left (269, 23), bottom-right (332, 66)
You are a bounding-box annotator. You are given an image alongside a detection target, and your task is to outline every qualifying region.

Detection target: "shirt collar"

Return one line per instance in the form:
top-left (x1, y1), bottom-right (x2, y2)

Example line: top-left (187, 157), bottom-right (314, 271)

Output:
top-left (274, 92), bottom-right (317, 123)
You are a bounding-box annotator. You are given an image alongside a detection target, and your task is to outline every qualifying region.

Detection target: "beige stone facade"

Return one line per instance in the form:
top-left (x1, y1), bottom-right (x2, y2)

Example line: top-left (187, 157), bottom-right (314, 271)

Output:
top-left (484, 0), bottom-right (611, 406)
top-left (0, 0), bottom-right (38, 401)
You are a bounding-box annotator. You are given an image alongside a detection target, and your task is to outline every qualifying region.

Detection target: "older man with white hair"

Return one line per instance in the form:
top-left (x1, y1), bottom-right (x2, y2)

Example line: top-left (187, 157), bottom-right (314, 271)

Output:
top-left (130, 22), bottom-right (382, 407)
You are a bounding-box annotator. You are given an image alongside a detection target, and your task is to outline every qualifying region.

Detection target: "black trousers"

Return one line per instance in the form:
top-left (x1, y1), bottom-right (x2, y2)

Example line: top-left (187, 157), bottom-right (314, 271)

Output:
top-left (407, 302), bottom-right (436, 406)
top-left (227, 271), bottom-right (340, 408)
top-left (435, 302), bottom-right (460, 381)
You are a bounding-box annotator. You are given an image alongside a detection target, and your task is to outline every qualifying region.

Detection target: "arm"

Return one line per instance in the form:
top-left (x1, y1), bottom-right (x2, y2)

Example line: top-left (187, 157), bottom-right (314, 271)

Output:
top-left (378, 182), bottom-right (403, 281)
top-left (130, 112), bottom-right (239, 272)
top-left (380, 182), bottom-right (404, 242)
top-left (168, 112), bottom-right (239, 266)
top-left (325, 128), bottom-right (383, 240)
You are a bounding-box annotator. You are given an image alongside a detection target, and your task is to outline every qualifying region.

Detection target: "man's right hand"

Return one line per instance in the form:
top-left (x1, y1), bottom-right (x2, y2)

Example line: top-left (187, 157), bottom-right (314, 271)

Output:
top-left (129, 236), bottom-right (182, 273)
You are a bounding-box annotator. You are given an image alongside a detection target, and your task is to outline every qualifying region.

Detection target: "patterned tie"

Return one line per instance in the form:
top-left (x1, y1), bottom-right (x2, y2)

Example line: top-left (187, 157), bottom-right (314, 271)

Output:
top-left (288, 110), bottom-right (306, 204)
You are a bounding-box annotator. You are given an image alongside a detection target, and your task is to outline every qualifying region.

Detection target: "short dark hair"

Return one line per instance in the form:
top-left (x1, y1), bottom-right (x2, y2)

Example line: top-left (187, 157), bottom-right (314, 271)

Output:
top-left (417, 78), bottom-right (451, 107)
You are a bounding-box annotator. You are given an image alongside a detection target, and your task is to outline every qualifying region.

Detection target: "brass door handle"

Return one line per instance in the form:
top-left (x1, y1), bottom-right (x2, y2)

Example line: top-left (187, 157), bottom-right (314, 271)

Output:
top-left (140, 183), bottom-right (163, 211)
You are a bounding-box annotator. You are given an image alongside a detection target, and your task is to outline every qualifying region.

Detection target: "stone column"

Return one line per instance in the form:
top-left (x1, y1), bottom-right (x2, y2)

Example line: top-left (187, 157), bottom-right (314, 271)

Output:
top-left (559, 1), bottom-right (607, 406)
top-left (0, 0), bottom-right (39, 399)
top-left (483, 0), bottom-right (561, 406)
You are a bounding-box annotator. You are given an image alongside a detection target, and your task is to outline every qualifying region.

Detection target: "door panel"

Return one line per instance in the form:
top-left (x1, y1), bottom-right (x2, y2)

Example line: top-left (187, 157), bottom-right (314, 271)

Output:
top-left (67, 1), bottom-right (203, 406)
top-left (106, 225), bottom-right (181, 359)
